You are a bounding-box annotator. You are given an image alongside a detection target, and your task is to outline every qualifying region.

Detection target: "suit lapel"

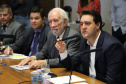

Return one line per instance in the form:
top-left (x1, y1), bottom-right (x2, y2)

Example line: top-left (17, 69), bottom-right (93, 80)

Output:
top-left (0, 24), bottom-right (2, 33)
top-left (5, 20), bottom-right (14, 34)
top-left (95, 31), bottom-right (104, 62)
top-left (62, 26), bottom-right (70, 43)
top-left (23, 29), bottom-right (34, 54)
top-left (80, 40), bottom-right (90, 75)
top-left (85, 43), bottom-right (90, 74)
top-left (50, 34), bottom-right (57, 58)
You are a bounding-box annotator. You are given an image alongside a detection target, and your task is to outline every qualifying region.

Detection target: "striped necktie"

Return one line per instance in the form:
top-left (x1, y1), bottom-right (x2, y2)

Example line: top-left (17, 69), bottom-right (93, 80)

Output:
top-left (30, 32), bottom-right (40, 56)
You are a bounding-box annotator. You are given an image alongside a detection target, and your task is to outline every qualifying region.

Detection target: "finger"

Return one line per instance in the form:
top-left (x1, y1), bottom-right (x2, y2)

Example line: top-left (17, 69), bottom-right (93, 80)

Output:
top-left (57, 38), bottom-right (62, 41)
top-left (18, 60), bottom-right (24, 66)
top-left (10, 50), bottom-right (13, 55)
top-left (28, 62), bottom-right (32, 65)
top-left (55, 43), bottom-right (60, 49)
top-left (57, 42), bottom-right (60, 48)
top-left (19, 59), bottom-right (28, 66)
top-left (29, 64), bottom-right (34, 69)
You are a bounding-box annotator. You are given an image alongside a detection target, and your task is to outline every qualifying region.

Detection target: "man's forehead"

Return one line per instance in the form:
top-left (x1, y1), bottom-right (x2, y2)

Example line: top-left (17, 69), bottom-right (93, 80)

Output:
top-left (49, 14), bottom-right (61, 21)
top-left (81, 15), bottom-right (93, 21)
top-left (30, 13), bottom-right (41, 17)
top-left (0, 8), bottom-right (8, 13)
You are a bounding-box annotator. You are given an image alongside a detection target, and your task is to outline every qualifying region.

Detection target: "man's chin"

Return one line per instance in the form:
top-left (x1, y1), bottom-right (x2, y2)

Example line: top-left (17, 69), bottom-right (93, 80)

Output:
top-left (1, 22), bottom-right (7, 24)
top-left (52, 32), bottom-right (59, 36)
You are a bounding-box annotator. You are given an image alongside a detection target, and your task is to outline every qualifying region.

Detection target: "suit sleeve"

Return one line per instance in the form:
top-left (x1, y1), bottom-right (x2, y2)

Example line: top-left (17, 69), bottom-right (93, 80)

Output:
top-left (60, 33), bottom-right (81, 68)
top-left (15, 24), bottom-right (25, 43)
top-left (105, 43), bottom-right (125, 84)
top-left (3, 23), bottom-right (25, 48)
top-left (10, 29), bottom-right (27, 53)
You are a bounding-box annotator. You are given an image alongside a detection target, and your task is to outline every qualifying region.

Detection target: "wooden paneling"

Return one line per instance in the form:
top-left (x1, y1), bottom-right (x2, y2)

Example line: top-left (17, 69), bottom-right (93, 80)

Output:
top-left (40, 0), bottom-right (64, 17)
top-left (0, 0), bottom-right (10, 5)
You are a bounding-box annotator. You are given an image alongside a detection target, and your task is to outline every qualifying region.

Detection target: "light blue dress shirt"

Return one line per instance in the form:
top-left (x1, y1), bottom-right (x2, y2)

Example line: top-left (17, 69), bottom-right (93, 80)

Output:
top-left (111, 0), bottom-right (126, 34)
top-left (29, 29), bottom-right (42, 56)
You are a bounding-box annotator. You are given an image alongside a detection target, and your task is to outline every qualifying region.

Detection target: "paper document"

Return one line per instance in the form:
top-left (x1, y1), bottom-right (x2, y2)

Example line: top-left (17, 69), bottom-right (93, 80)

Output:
top-left (51, 75), bottom-right (85, 84)
top-left (0, 53), bottom-right (27, 59)
top-left (10, 65), bottom-right (29, 70)
top-left (75, 82), bottom-right (88, 84)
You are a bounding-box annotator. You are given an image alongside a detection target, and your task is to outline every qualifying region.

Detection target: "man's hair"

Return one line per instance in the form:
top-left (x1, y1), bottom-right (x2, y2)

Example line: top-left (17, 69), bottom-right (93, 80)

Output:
top-left (0, 4), bottom-right (12, 14)
top-left (48, 7), bottom-right (69, 25)
top-left (30, 6), bottom-right (45, 19)
top-left (81, 9), bottom-right (102, 30)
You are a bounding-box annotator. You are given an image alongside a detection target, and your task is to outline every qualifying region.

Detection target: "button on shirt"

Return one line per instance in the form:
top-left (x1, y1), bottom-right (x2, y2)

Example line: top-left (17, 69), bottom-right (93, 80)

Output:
top-left (111, 0), bottom-right (126, 34)
top-left (87, 31), bottom-right (101, 78)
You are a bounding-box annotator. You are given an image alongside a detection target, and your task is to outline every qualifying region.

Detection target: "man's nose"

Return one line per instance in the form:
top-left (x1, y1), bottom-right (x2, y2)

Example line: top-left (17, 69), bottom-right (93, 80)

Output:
top-left (31, 19), bottom-right (35, 22)
top-left (50, 21), bottom-right (56, 27)
top-left (81, 24), bottom-right (87, 29)
top-left (1, 15), bottom-right (4, 18)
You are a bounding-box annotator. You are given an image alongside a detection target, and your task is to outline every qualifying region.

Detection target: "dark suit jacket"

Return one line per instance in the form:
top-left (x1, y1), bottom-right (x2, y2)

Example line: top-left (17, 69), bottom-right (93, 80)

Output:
top-left (11, 24), bottom-right (50, 56)
top-left (35, 26), bottom-right (81, 67)
top-left (0, 20), bottom-right (25, 47)
top-left (62, 30), bottom-right (126, 84)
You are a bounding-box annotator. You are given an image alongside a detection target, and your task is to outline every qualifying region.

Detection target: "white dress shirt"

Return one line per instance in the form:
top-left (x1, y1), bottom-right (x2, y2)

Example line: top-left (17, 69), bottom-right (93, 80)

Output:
top-left (87, 31), bottom-right (101, 78)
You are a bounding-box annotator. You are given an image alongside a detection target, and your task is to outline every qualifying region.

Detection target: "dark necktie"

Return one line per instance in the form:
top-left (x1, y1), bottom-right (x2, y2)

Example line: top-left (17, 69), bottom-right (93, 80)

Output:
top-left (1, 25), bottom-right (7, 34)
top-left (55, 36), bottom-right (59, 58)
top-left (30, 32), bottom-right (40, 56)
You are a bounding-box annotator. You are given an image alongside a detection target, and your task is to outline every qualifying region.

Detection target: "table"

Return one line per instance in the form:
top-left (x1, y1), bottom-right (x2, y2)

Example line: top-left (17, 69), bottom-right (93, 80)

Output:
top-left (0, 58), bottom-right (106, 84)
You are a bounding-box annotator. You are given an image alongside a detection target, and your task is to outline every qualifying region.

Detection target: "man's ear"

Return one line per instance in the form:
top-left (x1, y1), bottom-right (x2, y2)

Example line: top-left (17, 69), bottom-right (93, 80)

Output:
top-left (63, 19), bottom-right (68, 26)
top-left (42, 17), bottom-right (46, 22)
top-left (96, 22), bottom-right (100, 29)
top-left (10, 14), bottom-right (13, 19)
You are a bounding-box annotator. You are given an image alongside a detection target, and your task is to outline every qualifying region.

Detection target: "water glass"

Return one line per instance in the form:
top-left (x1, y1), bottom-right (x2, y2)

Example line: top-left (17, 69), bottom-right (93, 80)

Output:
top-left (42, 75), bottom-right (51, 84)
top-left (31, 71), bottom-right (39, 84)
top-left (41, 64), bottom-right (50, 75)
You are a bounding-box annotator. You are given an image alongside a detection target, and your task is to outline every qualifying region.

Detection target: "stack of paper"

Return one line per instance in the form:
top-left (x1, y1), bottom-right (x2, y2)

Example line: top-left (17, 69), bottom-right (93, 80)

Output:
top-left (0, 53), bottom-right (27, 59)
top-left (10, 65), bottom-right (29, 70)
top-left (51, 75), bottom-right (86, 84)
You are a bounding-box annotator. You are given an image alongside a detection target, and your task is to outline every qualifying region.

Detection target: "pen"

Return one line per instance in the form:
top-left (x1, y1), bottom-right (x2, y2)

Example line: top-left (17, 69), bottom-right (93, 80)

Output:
top-left (0, 63), bottom-right (6, 66)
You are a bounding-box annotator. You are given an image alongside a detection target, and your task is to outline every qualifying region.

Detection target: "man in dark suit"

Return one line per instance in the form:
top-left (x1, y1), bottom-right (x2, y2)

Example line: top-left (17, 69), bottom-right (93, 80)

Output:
top-left (18, 8), bottom-right (81, 69)
top-left (61, 10), bottom-right (126, 84)
top-left (0, 4), bottom-right (24, 48)
top-left (4, 6), bottom-right (50, 56)
top-left (9, 0), bottom-right (42, 29)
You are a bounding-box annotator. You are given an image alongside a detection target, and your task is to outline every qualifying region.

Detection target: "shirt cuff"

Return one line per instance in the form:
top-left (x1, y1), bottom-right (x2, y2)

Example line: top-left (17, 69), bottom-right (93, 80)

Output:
top-left (60, 50), bottom-right (68, 60)
top-left (2, 46), bottom-right (5, 48)
top-left (31, 56), bottom-right (36, 60)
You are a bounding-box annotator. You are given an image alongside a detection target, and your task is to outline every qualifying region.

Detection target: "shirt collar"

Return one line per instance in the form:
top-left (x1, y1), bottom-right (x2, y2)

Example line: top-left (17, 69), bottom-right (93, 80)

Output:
top-left (34, 28), bottom-right (43, 33)
top-left (2, 23), bottom-right (9, 27)
top-left (56, 31), bottom-right (65, 39)
top-left (87, 31), bottom-right (101, 47)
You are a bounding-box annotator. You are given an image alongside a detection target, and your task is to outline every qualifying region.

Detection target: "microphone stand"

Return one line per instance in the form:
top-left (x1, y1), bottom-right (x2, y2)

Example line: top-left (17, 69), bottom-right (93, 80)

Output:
top-left (69, 48), bottom-right (102, 84)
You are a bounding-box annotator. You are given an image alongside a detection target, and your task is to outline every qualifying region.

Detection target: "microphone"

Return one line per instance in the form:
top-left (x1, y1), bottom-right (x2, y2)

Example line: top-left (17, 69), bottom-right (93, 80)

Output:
top-left (69, 48), bottom-right (102, 84)
top-left (75, 48), bottom-right (102, 57)
top-left (0, 34), bottom-right (14, 39)
top-left (62, 35), bottom-right (79, 41)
